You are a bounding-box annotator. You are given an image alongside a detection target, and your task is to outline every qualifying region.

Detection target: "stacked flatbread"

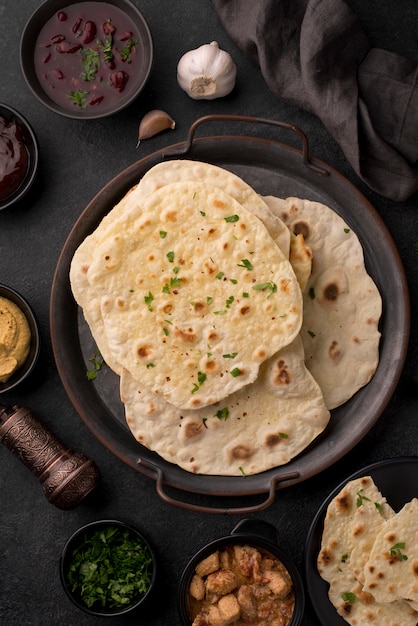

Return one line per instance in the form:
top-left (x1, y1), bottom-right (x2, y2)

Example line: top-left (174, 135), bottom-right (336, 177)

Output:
top-left (70, 160), bottom-right (381, 475)
top-left (318, 476), bottom-right (418, 624)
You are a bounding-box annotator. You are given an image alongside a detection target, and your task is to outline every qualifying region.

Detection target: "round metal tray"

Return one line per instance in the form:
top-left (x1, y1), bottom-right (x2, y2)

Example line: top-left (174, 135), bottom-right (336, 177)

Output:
top-left (50, 115), bottom-right (410, 513)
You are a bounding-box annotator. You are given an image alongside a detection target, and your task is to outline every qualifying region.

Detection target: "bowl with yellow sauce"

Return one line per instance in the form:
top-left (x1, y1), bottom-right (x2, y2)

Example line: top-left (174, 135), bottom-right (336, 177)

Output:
top-left (179, 519), bottom-right (305, 626)
top-left (0, 285), bottom-right (40, 393)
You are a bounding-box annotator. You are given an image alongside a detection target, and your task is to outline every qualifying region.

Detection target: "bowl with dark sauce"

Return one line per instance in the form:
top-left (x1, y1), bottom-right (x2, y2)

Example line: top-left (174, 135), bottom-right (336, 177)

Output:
top-left (0, 284), bottom-right (41, 394)
top-left (60, 519), bottom-right (157, 616)
top-left (20, 0), bottom-right (154, 119)
top-left (179, 519), bottom-right (305, 626)
top-left (0, 104), bottom-right (39, 211)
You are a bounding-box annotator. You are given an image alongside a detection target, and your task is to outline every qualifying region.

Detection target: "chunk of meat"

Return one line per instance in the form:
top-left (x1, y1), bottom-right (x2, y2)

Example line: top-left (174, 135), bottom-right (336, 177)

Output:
top-left (196, 552), bottom-right (220, 578)
top-left (233, 544), bottom-right (262, 580)
top-left (218, 594), bottom-right (241, 624)
top-left (237, 584), bottom-right (257, 621)
top-left (206, 568), bottom-right (238, 596)
top-left (263, 570), bottom-right (293, 599)
top-left (190, 574), bottom-right (206, 601)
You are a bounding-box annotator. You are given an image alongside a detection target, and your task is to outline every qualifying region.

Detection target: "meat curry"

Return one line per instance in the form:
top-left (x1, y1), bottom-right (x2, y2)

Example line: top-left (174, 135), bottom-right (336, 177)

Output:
top-left (188, 543), bottom-right (295, 625)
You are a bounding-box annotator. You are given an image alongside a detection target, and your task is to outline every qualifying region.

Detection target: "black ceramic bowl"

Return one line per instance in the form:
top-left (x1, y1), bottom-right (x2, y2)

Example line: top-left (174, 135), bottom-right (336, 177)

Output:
top-left (0, 284), bottom-right (40, 394)
top-left (0, 104), bottom-right (39, 210)
top-left (60, 519), bottom-right (156, 616)
top-left (179, 519), bottom-right (305, 626)
top-left (20, 0), bottom-right (154, 120)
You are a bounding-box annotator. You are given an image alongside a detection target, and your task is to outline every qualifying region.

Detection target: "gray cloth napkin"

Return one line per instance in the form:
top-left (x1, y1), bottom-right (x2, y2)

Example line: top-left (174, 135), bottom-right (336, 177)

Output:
top-left (212, 0), bottom-right (418, 201)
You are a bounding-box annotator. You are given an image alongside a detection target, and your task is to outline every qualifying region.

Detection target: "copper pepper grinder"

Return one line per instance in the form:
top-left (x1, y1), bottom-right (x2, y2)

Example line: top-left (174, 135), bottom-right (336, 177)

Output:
top-left (0, 404), bottom-right (100, 510)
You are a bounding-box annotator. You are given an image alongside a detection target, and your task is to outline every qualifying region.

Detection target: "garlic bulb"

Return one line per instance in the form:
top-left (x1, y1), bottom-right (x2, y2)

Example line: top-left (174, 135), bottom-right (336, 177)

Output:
top-left (177, 41), bottom-right (237, 100)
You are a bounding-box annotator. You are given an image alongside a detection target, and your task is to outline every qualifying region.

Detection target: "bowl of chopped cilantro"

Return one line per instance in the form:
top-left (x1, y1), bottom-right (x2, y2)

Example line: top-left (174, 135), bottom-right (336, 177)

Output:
top-left (20, 0), bottom-right (153, 119)
top-left (60, 519), bottom-right (156, 615)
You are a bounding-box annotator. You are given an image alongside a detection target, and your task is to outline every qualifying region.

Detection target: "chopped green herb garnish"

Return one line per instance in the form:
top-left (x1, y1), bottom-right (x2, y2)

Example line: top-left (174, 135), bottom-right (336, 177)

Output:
top-left (166, 251), bottom-right (174, 263)
top-left (252, 282), bottom-right (277, 296)
top-left (341, 554), bottom-right (349, 563)
top-left (200, 211), bottom-right (206, 216)
top-left (356, 489), bottom-right (371, 508)
top-left (214, 310), bottom-right (227, 315)
top-left (79, 47), bottom-right (100, 81)
top-left (390, 542), bottom-right (408, 561)
top-left (216, 272), bottom-right (225, 280)
top-left (86, 351), bottom-right (104, 380)
top-left (173, 266), bottom-right (180, 274)
top-left (230, 278), bottom-right (237, 284)
top-left (375, 502), bottom-right (384, 515)
top-left (238, 466), bottom-right (246, 476)
top-left (159, 230), bottom-right (167, 239)
top-left (206, 296), bottom-right (213, 305)
top-left (226, 296), bottom-right (234, 308)
top-left (278, 432), bottom-right (288, 439)
top-left (144, 292), bottom-right (154, 311)
top-left (163, 327), bottom-right (169, 336)
top-left (162, 283), bottom-right (170, 294)
top-left (344, 228), bottom-right (350, 234)
top-left (230, 367), bottom-right (241, 377)
top-left (215, 407), bottom-right (229, 421)
top-left (66, 525), bottom-right (152, 610)
top-left (191, 384), bottom-right (199, 394)
top-left (223, 352), bottom-right (238, 359)
top-left (170, 276), bottom-right (181, 288)
top-left (237, 259), bottom-right (253, 270)
top-left (242, 292), bottom-right (249, 298)
top-left (341, 592), bottom-right (356, 604)
top-left (146, 363), bottom-right (155, 369)
top-left (119, 38), bottom-right (138, 63)
top-left (308, 330), bottom-right (316, 338)
top-left (69, 90), bottom-right (89, 108)
top-left (197, 371), bottom-right (207, 385)
top-left (224, 215), bottom-right (239, 223)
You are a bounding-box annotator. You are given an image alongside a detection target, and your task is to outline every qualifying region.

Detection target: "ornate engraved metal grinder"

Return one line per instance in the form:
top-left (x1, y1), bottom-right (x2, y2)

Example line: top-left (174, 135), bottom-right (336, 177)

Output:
top-left (0, 404), bottom-right (100, 509)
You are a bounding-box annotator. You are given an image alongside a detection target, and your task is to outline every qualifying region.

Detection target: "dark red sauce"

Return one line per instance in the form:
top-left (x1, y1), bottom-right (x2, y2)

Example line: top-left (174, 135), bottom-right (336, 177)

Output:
top-left (0, 117), bottom-right (29, 201)
top-left (34, 2), bottom-right (143, 114)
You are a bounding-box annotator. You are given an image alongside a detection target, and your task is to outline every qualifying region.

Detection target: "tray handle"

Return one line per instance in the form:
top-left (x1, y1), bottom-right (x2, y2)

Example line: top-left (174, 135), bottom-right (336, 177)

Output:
top-left (138, 458), bottom-right (300, 514)
top-left (163, 114), bottom-right (329, 177)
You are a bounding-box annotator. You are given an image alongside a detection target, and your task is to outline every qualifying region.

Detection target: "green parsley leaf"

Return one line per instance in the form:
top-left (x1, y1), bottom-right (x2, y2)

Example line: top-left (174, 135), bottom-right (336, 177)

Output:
top-left (390, 542), bottom-right (408, 561)
top-left (197, 371), bottom-right (206, 385)
top-left (144, 292), bottom-right (154, 311)
top-left (224, 215), bottom-right (239, 223)
top-left (79, 48), bottom-right (100, 81)
top-left (278, 432), bottom-right (288, 439)
top-left (223, 352), bottom-right (238, 359)
top-left (356, 489), bottom-right (371, 508)
top-left (226, 296), bottom-right (234, 308)
top-left (242, 292), bottom-right (249, 298)
top-left (252, 282), bottom-right (277, 297)
top-left (341, 592), bottom-right (356, 604)
top-left (86, 351), bottom-right (104, 380)
top-left (167, 251), bottom-right (174, 263)
top-left (230, 367), bottom-right (241, 377)
top-left (119, 38), bottom-right (138, 62)
top-left (146, 363), bottom-right (155, 369)
top-left (206, 296), bottom-right (213, 305)
top-left (216, 272), bottom-right (225, 280)
top-left (68, 90), bottom-right (89, 108)
top-left (237, 259), bottom-right (253, 270)
top-left (215, 407), bottom-right (229, 420)
top-left (159, 230), bottom-right (167, 238)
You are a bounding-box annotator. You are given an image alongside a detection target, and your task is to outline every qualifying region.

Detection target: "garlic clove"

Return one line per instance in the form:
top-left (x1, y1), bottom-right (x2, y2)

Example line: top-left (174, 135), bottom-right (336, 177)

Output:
top-left (177, 41), bottom-right (237, 100)
top-left (137, 109), bottom-right (176, 147)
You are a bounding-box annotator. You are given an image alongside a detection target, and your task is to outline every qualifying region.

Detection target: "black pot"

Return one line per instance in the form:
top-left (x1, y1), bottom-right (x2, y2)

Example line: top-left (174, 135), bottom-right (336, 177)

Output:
top-left (179, 518), bottom-right (305, 625)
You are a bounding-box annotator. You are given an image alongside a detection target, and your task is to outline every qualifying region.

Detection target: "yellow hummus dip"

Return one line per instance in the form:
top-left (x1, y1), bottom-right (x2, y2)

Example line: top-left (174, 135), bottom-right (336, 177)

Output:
top-left (0, 296), bottom-right (31, 383)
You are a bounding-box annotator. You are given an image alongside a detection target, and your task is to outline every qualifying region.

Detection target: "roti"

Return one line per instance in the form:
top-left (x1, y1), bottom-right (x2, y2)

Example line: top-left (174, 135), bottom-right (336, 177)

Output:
top-left (263, 196), bottom-right (382, 409)
top-left (318, 477), bottom-right (418, 625)
top-left (70, 160), bottom-right (300, 376)
top-left (85, 181), bottom-right (303, 410)
top-left (120, 335), bottom-right (330, 475)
